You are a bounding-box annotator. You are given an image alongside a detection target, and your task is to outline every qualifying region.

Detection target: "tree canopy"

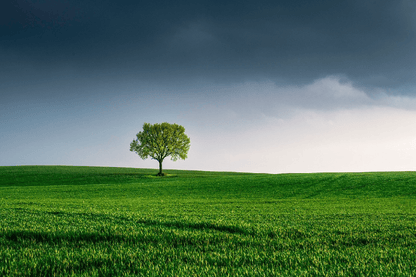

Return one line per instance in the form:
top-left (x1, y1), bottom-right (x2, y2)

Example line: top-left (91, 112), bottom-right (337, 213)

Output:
top-left (130, 122), bottom-right (191, 176)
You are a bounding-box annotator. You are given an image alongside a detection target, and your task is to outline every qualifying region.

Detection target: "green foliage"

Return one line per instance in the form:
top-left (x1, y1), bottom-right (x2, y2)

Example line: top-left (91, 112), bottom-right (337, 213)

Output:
top-left (130, 123), bottom-right (190, 175)
top-left (0, 166), bottom-right (416, 276)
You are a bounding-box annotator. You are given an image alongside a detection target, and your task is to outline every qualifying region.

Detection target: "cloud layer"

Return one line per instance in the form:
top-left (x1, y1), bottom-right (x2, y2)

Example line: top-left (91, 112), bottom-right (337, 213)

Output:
top-left (1, 0), bottom-right (416, 89)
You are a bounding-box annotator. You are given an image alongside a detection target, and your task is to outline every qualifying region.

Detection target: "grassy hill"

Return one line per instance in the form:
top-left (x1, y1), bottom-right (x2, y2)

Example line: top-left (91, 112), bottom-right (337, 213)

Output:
top-left (1, 166), bottom-right (415, 276)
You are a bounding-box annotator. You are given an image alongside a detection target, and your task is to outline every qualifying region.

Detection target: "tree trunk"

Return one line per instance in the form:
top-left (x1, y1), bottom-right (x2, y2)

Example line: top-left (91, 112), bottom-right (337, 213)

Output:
top-left (158, 160), bottom-right (163, 176)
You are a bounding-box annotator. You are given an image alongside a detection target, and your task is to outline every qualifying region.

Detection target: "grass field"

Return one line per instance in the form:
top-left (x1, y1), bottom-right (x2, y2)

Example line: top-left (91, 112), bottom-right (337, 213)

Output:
top-left (1, 166), bottom-right (415, 276)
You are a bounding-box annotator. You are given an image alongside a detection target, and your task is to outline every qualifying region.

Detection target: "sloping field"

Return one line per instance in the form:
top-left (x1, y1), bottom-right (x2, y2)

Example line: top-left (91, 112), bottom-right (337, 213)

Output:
top-left (1, 166), bottom-right (415, 276)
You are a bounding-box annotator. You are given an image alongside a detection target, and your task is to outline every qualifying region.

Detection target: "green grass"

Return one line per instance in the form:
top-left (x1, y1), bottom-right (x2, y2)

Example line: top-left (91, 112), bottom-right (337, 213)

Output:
top-left (1, 166), bottom-right (415, 276)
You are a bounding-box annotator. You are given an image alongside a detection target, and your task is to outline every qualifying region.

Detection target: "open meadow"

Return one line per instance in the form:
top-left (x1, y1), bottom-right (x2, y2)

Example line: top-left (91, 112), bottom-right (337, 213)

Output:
top-left (0, 166), bottom-right (415, 276)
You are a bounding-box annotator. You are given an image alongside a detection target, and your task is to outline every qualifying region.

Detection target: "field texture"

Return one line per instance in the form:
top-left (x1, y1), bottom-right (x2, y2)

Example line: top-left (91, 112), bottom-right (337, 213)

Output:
top-left (0, 166), bottom-right (415, 276)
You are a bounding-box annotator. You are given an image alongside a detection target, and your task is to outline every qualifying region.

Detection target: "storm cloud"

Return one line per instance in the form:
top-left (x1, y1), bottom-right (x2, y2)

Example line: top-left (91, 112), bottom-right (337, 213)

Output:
top-left (2, 0), bottom-right (416, 88)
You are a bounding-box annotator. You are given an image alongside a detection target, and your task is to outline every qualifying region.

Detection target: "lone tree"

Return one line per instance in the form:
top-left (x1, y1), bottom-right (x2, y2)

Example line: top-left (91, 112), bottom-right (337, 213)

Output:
top-left (130, 122), bottom-right (191, 176)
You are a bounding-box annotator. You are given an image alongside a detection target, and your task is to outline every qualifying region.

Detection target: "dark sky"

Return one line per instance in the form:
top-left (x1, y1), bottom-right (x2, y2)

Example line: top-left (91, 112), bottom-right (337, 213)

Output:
top-left (2, 0), bottom-right (415, 88)
top-left (1, 0), bottom-right (416, 172)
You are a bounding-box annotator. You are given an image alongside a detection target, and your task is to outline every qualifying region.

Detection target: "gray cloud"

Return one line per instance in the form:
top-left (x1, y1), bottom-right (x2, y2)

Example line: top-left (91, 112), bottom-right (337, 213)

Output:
top-left (1, 0), bottom-right (415, 92)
